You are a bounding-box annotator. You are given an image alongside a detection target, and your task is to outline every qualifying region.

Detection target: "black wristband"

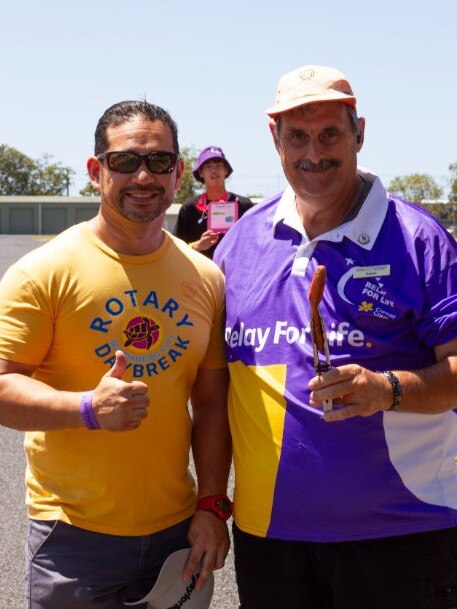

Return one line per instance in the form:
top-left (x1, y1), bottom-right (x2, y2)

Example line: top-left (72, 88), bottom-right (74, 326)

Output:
top-left (382, 371), bottom-right (402, 411)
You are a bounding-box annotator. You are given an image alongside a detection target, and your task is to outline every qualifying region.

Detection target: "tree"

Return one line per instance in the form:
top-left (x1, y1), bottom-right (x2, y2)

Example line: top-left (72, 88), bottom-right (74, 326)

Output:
top-left (79, 181), bottom-right (100, 196)
top-left (449, 163), bottom-right (457, 203)
top-left (388, 173), bottom-right (450, 224)
top-left (0, 144), bottom-right (75, 195)
top-left (174, 146), bottom-right (204, 205)
top-left (0, 145), bottom-right (40, 195)
top-left (36, 154), bottom-right (75, 196)
top-left (388, 173), bottom-right (443, 204)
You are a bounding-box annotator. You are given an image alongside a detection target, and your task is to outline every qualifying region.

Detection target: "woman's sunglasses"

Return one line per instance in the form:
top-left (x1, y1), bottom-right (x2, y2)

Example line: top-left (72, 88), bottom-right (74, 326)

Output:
top-left (97, 150), bottom-right (179, 175)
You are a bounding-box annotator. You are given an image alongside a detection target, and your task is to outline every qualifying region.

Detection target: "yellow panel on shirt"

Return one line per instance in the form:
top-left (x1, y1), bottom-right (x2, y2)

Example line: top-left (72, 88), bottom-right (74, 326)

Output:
top-left (228, 361), bottom-right (287, 536)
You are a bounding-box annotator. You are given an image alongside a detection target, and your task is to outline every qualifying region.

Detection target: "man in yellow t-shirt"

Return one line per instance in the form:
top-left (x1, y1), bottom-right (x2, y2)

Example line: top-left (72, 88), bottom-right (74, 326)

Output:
top-left (0, 101), bottom-right (231, 609)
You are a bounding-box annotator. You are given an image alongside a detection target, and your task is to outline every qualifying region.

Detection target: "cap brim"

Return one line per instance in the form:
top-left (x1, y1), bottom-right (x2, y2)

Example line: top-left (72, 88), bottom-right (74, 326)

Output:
top-left (192, 169), bottom-right (205, 183)
top-left (125, 548), bottom-right (214, 609)
top-left (265, 92), bottom-right (356, 117)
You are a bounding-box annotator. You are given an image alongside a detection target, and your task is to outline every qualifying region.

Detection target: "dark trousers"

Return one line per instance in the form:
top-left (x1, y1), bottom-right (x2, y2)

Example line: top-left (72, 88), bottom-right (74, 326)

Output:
top-left (233, 523), bottom-right (457, 609)
top-left (26, 518), bottom-right (191, 609)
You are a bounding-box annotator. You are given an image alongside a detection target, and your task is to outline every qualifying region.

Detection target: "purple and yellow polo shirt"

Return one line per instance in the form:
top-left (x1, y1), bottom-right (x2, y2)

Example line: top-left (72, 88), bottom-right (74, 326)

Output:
top-left (214, 168), bottom-right (457, 542)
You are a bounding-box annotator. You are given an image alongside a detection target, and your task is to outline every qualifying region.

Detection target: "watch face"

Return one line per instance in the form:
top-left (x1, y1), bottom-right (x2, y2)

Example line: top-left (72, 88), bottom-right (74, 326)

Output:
top-left (217, 498), bottom-right (232, 515)
top-left (197, 494), bottom-right (233, 519)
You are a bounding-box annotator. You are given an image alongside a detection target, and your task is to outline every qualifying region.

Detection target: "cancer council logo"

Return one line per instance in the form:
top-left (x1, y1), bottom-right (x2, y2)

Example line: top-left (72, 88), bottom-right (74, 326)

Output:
top-left (123, 316), bottom-right (160, 350)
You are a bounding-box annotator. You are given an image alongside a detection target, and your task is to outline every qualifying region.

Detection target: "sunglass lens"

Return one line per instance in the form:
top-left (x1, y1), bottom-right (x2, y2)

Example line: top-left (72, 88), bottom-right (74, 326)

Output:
top-left (147, 152), bottom-right (176, 174)
top-left (109, 152), bottom-right (140, 173)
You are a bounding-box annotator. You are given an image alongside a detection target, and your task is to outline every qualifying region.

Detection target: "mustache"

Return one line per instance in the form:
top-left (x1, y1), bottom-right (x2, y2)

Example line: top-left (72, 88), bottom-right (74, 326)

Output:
top-left (294, 159), bottom-right (342, 172)
top-left (122, 185), bottom-right (165, 195)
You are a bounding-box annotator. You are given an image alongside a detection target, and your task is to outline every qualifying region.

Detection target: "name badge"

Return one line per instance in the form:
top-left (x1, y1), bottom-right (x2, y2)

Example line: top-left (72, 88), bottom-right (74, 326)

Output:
top-left (208, 201), bottom-right (239, 233)
top-left (353, 264), bottom-right (391, 279)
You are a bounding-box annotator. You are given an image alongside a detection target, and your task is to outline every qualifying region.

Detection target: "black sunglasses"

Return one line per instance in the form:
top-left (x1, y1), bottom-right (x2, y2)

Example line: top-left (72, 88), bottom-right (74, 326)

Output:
top-left (97, 150), bottom-right (179, 174)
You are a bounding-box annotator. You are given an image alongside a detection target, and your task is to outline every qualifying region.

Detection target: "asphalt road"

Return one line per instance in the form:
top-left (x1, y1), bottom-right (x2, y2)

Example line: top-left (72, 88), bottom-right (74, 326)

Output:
top-left (0, 235), bottom-right (238, 609)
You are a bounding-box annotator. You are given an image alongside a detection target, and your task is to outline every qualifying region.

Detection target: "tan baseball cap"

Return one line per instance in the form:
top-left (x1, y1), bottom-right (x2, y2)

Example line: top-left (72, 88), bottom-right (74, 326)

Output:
top-left (124, 548), bottom-right (214, 609)
top-left (265, 65), bottom-right (356, 118)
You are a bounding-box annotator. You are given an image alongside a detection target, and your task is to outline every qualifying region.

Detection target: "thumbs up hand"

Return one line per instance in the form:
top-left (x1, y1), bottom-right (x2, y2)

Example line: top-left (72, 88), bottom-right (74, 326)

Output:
top-left (91, 350), bottom-right (149, 431)
top-left (104, 349), bottom-right (129, 380)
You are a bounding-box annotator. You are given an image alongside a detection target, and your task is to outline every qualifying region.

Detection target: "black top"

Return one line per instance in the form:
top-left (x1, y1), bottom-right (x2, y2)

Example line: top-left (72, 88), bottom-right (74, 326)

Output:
top-left (173, 192), bottom-right (254, 259)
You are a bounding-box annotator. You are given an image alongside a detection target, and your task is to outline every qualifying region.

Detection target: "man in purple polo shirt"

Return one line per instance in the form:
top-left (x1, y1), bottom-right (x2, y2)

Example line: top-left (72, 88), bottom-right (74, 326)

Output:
top-left (214, 65), bottom-right (457, 609)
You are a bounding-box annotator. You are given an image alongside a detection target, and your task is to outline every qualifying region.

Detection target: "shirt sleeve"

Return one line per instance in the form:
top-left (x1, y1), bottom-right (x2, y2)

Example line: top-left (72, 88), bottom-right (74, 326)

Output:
top-left (199, 267), bottom-right (227, 370)
top-left (0, 264), bottom-right (54, 365)
top-left (413, 231), bottom-right (457, 347)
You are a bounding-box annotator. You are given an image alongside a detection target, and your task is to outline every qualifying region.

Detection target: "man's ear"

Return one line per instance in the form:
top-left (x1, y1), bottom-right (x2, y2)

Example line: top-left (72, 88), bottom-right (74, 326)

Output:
top-left (174, 157), bottom-right (185, 192)
top-left (356, 117), bottom-right (366, 152)
top-left (269, 120), bottom-right (281, 153)
top-left (87, 157), bottom-right (101, 191)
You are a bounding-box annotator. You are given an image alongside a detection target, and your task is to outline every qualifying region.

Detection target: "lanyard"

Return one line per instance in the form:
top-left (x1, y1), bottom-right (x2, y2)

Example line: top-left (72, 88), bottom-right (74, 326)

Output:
top-left (196, 191), bottom-right (228, 213)
top-left (196, 192), bottom-right (229, 224)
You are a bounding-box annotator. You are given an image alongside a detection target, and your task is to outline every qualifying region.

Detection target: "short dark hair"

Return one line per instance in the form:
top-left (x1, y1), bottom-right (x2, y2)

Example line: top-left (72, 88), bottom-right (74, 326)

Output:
top-left (94, 100), bottom-right (179, 155)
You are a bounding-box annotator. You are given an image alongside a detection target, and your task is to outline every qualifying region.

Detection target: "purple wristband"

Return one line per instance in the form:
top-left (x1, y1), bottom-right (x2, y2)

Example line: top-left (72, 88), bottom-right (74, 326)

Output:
top-left (80, 391), bottom-right (101, 431)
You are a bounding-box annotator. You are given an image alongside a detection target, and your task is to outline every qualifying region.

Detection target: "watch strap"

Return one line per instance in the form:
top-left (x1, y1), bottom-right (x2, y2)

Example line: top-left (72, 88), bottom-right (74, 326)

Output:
top-left (196, 494), bottom-right (233, 520)
top-left (383, 370), bottom-right (403, 411)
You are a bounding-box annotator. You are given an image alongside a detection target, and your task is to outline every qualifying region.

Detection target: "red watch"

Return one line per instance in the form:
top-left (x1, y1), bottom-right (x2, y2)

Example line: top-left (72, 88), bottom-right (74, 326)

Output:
top-left (196, 494), bottom-right (233, 520)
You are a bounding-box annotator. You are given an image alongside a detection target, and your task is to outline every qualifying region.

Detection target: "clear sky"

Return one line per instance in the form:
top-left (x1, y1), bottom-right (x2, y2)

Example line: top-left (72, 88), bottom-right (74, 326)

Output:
top-left (2, 0), bottom-right (456, 198)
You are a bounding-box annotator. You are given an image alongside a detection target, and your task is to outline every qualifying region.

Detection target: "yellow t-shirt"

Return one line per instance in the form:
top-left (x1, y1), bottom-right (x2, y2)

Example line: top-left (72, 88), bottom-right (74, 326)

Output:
top-left (0, 223), bottom-right (226, 535)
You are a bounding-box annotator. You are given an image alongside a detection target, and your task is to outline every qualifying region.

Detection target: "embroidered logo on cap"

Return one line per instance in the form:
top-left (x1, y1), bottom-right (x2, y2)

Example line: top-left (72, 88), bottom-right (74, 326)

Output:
top-left (299, 68), bottom-right (315, 81)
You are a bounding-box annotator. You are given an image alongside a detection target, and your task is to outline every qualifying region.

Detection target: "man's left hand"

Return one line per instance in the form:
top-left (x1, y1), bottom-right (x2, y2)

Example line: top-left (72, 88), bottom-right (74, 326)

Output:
top-left (308, 364), bottom-right (393, 421)
top-left (182, 510), bottom-right (230, 591)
